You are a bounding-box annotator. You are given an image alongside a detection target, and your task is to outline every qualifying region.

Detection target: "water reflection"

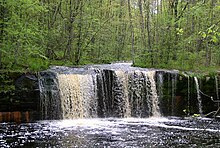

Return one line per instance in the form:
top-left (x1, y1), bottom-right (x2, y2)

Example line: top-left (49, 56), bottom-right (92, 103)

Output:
top-left (0, 112), bottom-right (30, 123)
top-left (0, 117), bottom-right (220, 147)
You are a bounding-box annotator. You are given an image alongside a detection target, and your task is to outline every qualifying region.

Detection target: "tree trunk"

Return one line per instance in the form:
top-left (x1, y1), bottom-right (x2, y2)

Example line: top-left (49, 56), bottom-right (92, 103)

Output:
top-left (46, 0), bottom-right (52, 58)
top-left (64, 0), bottom-right (78, 62)
top-left (144, 0), bottom-right (153, 66)
top-left (117, 0), bottom-right (126, 61)
top-left (128, 0), bottom-right (135, 64)
top-left (75, 1), bottom-right (83, 65)
top-left (138, 0), bottom-right (147, 54)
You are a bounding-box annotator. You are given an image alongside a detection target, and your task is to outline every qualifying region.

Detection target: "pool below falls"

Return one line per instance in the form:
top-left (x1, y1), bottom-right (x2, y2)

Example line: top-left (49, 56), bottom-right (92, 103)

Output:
top-left (1, 117), bottom-right (220, 147)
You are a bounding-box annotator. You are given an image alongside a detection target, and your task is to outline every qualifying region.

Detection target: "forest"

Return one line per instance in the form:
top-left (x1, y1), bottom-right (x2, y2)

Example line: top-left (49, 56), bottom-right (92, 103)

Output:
top-left (0, 0), bottom-right (220, 72)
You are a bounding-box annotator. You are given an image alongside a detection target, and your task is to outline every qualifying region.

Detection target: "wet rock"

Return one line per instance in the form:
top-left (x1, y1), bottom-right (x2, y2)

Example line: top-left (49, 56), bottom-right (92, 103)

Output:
top-left (0, 72), bottom-right (40, 112)
top-left (15, 73), bottom-right (38, 91)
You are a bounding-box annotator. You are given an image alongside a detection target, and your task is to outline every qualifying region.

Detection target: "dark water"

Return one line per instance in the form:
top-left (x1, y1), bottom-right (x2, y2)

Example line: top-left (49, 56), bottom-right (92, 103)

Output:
top-left (0, 117), bottom-right (220, 148)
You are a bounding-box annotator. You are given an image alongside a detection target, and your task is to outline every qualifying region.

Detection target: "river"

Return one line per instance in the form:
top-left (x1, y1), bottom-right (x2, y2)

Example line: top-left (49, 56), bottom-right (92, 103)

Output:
top-left (1, 117), bottom-right (220, 147)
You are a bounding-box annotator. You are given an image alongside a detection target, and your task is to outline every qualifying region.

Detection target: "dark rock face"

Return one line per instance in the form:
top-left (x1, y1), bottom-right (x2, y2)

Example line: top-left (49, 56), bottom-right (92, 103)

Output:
top-left (0, 72), bottom-right (40, 119)
top-left (15, 73), bottom-right (38, 91)
top-left (156, 71), bottom-right (219, 117)
top-left (38, 71), bottom-right (62, 120)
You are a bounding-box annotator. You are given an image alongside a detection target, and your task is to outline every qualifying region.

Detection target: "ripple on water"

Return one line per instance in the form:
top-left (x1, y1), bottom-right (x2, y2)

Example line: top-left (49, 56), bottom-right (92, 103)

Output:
top-left (0, 117), bottom-right (220, 147)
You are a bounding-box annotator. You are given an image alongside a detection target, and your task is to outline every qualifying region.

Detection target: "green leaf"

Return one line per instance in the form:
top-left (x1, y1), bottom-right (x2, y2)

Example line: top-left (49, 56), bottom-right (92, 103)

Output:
top-left (202, 32), bottom-right (207, 38)
top-left (208, 28), bottom-right (213, 34)
top-left (211, 36), bottom-right (218, 43)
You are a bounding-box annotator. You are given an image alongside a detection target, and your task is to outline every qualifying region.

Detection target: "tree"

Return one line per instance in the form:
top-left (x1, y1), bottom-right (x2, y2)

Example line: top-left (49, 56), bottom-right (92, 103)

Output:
top-left (1, 0), bottom-right (47, 71)
top-left (127, 0), bottom-right (135, 64)
top-left (0, 0), bottom-right (220, 72)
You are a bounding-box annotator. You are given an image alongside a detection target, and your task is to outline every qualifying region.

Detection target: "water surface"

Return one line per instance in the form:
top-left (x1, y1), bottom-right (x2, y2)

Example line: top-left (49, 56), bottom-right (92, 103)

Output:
top-left (1, 117), bottom-right (220, 147)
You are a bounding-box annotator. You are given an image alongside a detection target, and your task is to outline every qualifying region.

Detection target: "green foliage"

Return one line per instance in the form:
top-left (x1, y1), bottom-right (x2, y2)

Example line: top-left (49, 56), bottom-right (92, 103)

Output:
top-left (1, 0), bottom-right (46, 71)
top-left (27, 57), bottom-right (49, 72)
top-left (0, 72), bottom-right (15, 93)
top-left (0, 0), bottom-right (219, 76)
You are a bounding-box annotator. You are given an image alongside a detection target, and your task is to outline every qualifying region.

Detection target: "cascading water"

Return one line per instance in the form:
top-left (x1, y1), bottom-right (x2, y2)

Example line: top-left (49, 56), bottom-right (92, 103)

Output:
top-left (57, 74), bottom-right (98, 119)
top-left (39, 63), bottom-right (162, 119)
top-left (113, 70), bottom-right (130, 117)
top-left (157, 72), bottom-right (164, 101)
top-left (187, 76), bottom-right (190, 116)
top-left (39, 71), bottom-right (63, 120)
top-left (171, 73), bottom-right (177, 116)
top-left (194, 77), bottom-right (203, 116)
top-left (146, 71), bottom-right (160, 117)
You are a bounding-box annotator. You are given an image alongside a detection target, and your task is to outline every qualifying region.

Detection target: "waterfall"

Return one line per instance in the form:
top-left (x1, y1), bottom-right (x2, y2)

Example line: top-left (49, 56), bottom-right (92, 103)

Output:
top-left (127, 70), bottom-right (161, 117)
top-left (171, 73), bottom-right (177, 116)
top-left (157, 72), bottom-right (164, 101)
top-left (57, 74), bottom-right (97, 119)
top-left (114, 70), bottom-right (131, 117)
top-left (128, 70), bottom-right (145, 117)
top-left (187, 76), bottom-right (190, 115)
top-left (194, 77), bottom-right (203, 116)
top-left (39, 72), bottom-right (63, 120)
top-left (146, 71), bottom-right (160, 117)
top-left (96, 69), bottom-right (114, 117)
top-left (39, 64), bottom-right (162, 119)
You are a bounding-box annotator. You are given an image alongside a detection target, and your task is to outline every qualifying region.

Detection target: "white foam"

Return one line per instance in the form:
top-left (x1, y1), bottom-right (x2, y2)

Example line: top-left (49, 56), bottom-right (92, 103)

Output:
top-left (46, 118), bottom-right (220, 133)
